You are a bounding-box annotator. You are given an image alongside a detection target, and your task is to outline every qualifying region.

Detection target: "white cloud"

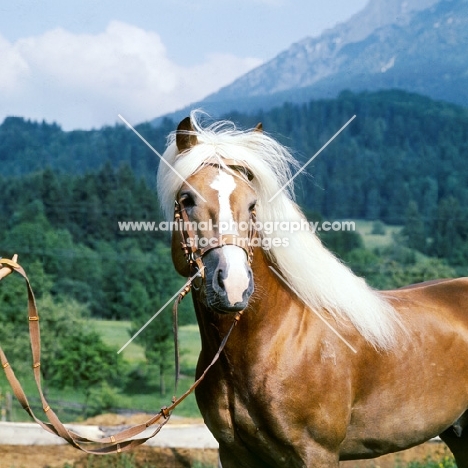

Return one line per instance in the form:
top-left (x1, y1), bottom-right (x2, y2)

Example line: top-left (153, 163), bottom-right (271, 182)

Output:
top-left (0, 36), bottom-right (30, 92)
top-left (0, 21), bottom-right (262, 130)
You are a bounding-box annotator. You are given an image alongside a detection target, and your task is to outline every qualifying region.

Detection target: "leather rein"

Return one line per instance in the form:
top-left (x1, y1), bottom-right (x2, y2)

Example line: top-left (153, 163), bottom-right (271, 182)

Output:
top-left (0, 164), bottom-right (257, 454)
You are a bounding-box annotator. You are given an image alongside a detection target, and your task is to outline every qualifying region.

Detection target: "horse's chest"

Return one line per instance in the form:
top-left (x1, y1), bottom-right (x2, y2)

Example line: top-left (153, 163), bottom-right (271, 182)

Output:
top-left (227, 399), bottom-right (299, 465)
top-left (200, 380), bottom-right (263, 443)
top-left (201, 377), bottom-right (302, 463)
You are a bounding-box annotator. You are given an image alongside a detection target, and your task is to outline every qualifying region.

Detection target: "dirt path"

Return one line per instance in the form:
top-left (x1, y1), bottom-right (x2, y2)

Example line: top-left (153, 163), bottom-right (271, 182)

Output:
top-left (341, 442), bottom-right (452, 468)
top-left (0, 445), bottom-right (219, 468)
top-left (0, 441), bottom-right (452, 468)
top-left (0, 413), bottom-right (453, 468)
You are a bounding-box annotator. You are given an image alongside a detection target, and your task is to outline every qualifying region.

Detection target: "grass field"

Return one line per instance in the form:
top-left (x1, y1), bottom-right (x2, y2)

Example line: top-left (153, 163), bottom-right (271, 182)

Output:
top-left (92, 320), bottom-right (145, 362)
top-left (0, 320), bottom-right (204, 421)
top-left (91, 319), bottom-right (203, 418)
top-left (353, 220), bottom-right (402, 250)
top-left (91, 320), bottom-right (201, 370)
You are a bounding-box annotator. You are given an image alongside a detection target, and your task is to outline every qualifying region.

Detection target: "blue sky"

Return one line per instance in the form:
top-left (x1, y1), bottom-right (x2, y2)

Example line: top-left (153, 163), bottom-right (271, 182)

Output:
top-left (0, 0), bottom-right (368, 130)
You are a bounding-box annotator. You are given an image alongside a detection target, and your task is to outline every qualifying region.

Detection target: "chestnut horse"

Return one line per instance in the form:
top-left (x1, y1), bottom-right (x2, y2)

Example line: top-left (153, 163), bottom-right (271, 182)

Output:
top-left (157, 113), bottom-right (468, 467)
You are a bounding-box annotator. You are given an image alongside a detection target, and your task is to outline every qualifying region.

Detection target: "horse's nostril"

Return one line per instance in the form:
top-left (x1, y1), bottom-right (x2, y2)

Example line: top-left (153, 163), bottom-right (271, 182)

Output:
top-left (213, 267), bottom-right (231, 295)
top-left (217, 269), bottom-right (224, 289)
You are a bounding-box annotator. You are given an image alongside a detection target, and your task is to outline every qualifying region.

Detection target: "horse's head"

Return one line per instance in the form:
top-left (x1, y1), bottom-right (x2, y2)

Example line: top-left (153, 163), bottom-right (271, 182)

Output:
top-left (171, 117), bottom-right (259, 313)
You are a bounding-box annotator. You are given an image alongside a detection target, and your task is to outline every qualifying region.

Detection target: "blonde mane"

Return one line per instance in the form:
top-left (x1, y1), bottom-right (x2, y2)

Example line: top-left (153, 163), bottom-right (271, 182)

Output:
top-left (157, 111), bottom-right (402, 350)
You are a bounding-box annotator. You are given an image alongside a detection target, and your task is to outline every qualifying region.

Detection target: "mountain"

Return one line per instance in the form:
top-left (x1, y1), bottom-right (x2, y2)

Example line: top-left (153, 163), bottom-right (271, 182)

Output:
top-left (209, 0), bottom-right (440, 99)
top-left (157, 0), bottom-right (468, 123)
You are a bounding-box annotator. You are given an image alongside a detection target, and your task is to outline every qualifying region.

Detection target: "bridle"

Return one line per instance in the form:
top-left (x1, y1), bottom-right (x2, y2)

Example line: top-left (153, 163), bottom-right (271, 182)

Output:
top-left (173, 161), bottom-right (257, 284)
top-left (174, 200), bottom-right (256, 281)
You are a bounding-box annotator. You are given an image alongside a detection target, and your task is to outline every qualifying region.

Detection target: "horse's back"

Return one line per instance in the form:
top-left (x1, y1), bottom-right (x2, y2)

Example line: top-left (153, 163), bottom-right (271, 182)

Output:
top-left (395, 277), bottom-right (461, 290)
top-left (386, 277), bottom-right (468, 317)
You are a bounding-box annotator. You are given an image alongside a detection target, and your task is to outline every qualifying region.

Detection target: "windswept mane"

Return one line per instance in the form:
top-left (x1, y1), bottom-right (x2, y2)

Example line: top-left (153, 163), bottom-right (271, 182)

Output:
top-left (157, 111), bottom-right (402, 350)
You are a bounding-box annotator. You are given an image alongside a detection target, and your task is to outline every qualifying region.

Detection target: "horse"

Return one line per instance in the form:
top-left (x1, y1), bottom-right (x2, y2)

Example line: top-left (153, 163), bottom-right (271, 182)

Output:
top-left (157, 112), bottom-right (468, 467)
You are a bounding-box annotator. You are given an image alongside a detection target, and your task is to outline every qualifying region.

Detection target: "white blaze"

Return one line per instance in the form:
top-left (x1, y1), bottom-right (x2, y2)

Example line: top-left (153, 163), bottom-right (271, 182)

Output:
top-left (210, 172), bottom-right (250, 305)
top-left (210, 171), bottom-right (238, 235)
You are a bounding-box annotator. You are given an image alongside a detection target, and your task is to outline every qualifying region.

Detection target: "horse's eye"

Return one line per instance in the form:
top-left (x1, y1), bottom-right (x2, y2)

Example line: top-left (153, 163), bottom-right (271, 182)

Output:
top-left (180, 193), bottom-right (196, 209)
top-left (249, 202), bottom-right (257, 212)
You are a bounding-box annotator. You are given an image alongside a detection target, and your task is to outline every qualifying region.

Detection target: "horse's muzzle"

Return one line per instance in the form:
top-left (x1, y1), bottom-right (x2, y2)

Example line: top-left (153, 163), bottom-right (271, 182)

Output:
top-left (202, 246), bottom-right (254, 313)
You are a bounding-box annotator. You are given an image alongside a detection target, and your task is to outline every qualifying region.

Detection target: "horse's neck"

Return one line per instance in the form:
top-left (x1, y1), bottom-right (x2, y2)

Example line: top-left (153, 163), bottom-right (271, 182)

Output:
top-left (192, 248), bottom-right (294, 362)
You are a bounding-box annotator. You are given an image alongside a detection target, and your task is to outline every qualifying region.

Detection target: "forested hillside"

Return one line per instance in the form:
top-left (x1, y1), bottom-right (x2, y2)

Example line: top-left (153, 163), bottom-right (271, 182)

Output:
top-left (0, 164), bottom-right (194, 320)
top-left (232, 90), bottom-right (468, 265)
top-left (229, 90), bottom-right (468, 222)
top-left (0, 116), bottom-right (174, 184)
top-left (2, 90), bottom-right (468, 225)
top-left (2, 89), bottom-right (468, 265)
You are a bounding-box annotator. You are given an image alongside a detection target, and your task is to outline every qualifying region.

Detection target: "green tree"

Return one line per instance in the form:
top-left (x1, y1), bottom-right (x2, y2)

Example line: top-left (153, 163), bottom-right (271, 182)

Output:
top-left (1, 268), bottom-right (127, 411)
top-left (129, 282), bottom-right (174, 396)
top-left (0, 261), bottom-right (53, 372)
top-left (371, 221), bottom-right (386, 235)
top-left (430, 197), bottom-right (465, 263)
top-left (402, 200), bottom-right (427, 252)
top-left (43, 299), bottom-right (126, 405)
top-left (320, 229), bottom-right (364, 259)
top-left (346, 244), bottom-right (455, 290)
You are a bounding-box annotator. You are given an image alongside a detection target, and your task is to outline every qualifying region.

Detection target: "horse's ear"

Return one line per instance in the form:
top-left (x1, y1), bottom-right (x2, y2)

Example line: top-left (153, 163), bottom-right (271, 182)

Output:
top-left (254, 122), bottom-right (263, 133)
top-left (171, 231), bottom-right (191, 277)
top-left (176, 117), bottom-right (198, 153)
